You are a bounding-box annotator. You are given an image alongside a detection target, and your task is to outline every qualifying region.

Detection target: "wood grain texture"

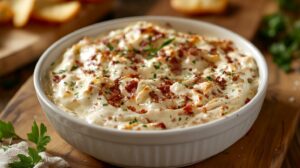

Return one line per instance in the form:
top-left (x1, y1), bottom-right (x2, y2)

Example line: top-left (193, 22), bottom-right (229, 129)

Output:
top-left (147, 0), bottom-right (267, 40)
top-left (0, 1), bottom-right (114, 76)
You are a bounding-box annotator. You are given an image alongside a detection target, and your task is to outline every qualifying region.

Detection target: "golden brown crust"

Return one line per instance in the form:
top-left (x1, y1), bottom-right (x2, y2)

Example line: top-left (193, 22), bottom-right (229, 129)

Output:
top-left (171, 0), bottom-right (228, 15)
top-left (32, 1), bottom-right (81, 23)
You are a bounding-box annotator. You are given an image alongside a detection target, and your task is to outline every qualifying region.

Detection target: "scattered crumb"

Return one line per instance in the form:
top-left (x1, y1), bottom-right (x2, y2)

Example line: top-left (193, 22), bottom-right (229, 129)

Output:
top-left (289, 97), bottom-right (295, 102)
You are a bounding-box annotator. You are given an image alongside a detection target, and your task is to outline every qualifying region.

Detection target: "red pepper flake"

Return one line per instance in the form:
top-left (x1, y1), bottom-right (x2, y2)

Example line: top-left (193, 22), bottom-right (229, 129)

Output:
top-left (225, 55), bottom-right (233, 63)
top-left (156, 122), bottom-right (167, 129)
top-left (130, 66), bottom-right (138, 71)
top-left (215, 76), bottom-right (227, 90)
top-left (145, 118), bottom-right (152, 123)
top-left (138, 109), bottom-right (147, 114)
top-left (149, 91), bottom-right (159, 103)
top-left (127, 106), bottom-right (136, 112)
top-left (168, 57), bottom-right (181, 74)
top-left (52, 75), bottom-right (65, 83)
top-left (232, 75), bottom-right (239, 81)
top-left (183, 104), bottom-right (194, 115)
top-left (125, 80), bottom-right (138, 93)
top-left (75, 60), bottom-right (83, 67)
top-left (245, 98), bottom-right (251, 104)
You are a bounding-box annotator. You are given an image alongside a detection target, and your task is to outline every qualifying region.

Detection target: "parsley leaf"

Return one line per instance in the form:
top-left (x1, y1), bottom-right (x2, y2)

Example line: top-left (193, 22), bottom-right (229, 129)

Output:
top-left (0, 120), bottom-right (19, 140)
top-left (144, 38), bottom-right (175, 59)
top-left (158, 38), bottom-right (175, 50)
top-left (27, 121), bottom-right (51, 152)
top-left (259, 0), bottom-right (300, 72)
top-left (260, 13), bottom-right (286, 39)
top-left (8, 148), bottom-right (42, 168)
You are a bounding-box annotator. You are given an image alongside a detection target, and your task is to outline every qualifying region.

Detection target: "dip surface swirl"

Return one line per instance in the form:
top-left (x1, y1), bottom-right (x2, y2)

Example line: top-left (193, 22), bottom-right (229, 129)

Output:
top-left (48, 22), bottom-right (259, 130)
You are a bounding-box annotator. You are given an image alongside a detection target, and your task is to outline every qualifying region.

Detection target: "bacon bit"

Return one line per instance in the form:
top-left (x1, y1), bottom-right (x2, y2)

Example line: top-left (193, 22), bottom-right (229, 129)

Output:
top-left (215, 76), bottom-right (227, 90)
top-left (157, 81), bottom-right (174, 99)
top-left (204, 94), bottom-right (209, 99)
top-left (245, 98), bottom-right (251, 104)
top-left (129, 74), bottom-right (140, 78)
top-left (130, 66), bottom-right (138, 71)
top-left (105, 80), bottom-right (124, 107)
top-left (178, 48), bottom-right (184, 58)
top-left (145, 118), bottom-right (152, 123)
top-left (91, 55), bottom-right (97, 61)
top-left (232, 75), bottom-right (239, 81)
top-left (52, 75), bottom-right (65, 83)
top-left (127, 106), bottom-right (136, 112)
top-left (149, 91), bottom-right (159, 103)
top-left (156, 122), bottom-right (167, 129)
top-left (75, 60), bottom-right (83, 67)
top-left (168, 57), bottom-right (181, 74)
top-left (225, 55), bottom-right (233, 63)
top-left (210, 47), bottom-right (217, 54)
top-left (183, 104), bottom-right (194, 115)
top-left (225, 95), bottom-right (229, 99)
top-left (87, 85), bottom-right (93, 92)
top-left (125, 80), bottom-right (138, 93)
top-left (188, 47), bottom-right (200, 56)
top-left (137, 109), bottom-right (147, 114)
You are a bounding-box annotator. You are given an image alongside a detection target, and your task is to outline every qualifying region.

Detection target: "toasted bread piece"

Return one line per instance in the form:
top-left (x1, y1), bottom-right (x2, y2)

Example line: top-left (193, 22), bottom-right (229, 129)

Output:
top-left (32, 0), bottom-right (81, 23)
top-left (171, 0), bottom-right (228, 15)
top-left (11, 0), bottom-right (35, 27)
top-left (0, 1), bottom-right (13, 23)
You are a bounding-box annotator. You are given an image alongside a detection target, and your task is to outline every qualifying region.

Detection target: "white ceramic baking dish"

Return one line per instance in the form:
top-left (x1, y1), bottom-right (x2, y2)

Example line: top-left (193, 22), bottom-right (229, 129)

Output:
top-left (34, 16), bottom-right (268, 167)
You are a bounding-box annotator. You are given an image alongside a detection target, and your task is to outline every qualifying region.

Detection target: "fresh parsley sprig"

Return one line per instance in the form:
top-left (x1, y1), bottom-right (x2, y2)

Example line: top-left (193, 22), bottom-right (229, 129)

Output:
top-left (8, 148), bottom-right (42, 168)
top-left (0, 120), bottom-right (19, 141)
top-left (0, 120), bottom-right (51, 168)
top-left (260, 0), bottom-right (300, 72)
top-left (27, 121), bottom-right (51, 152)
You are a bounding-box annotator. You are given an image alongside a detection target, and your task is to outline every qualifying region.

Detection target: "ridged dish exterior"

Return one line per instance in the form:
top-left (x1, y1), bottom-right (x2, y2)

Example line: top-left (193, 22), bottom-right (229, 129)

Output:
top-left (34, 16), bottom-right (268, 167)
top-left (38, 95), bottom-right (264, 167)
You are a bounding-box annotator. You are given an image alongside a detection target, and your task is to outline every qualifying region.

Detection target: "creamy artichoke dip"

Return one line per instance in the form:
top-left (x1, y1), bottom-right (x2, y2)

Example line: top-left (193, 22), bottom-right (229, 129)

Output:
top-left (48, 22), bottom-right (259, 130)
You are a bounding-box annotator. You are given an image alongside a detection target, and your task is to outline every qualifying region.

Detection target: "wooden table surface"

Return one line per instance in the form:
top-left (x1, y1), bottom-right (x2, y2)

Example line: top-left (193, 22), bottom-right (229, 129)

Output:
top-left (0, 0), bottom-right (299, 167)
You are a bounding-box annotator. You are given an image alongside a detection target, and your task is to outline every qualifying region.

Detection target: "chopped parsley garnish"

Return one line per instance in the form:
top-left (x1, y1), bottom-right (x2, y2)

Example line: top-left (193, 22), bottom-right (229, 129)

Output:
top-left (103, 103), bottom-right (108, 106)
top-left (144, 38), bottom-right (175, 59)
top-left (57, 69), bottom-right (66, 74)
top-left (142, 124), bottom-right (147, 128)
top-left (0, 120), bottom-right (19, 140)
top-left (27, 121), bottom-right (51, 152)
top-left (107, 43), bottom-right (114, 51)
top-left (206, 76), bottom-right (213, 81)
top-left (192, 60), bottom-right (197, 64)
top-left (129, 118), bottom-right (138, 124)
top-left (153, 73), bottom-right (157, 79)
top-left (71, 65), bottom-right (78, 71)
top-left (153, 62), bottom-right (161, 70)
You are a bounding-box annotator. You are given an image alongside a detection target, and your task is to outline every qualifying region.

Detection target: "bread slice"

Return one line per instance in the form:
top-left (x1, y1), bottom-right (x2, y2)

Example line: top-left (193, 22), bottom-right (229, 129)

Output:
top-left (171, 0), bottom-right (228, 15)
top-left (32, 0), bottom-right (81, 23)
top-left (11, 0), bottom-right (35, 27)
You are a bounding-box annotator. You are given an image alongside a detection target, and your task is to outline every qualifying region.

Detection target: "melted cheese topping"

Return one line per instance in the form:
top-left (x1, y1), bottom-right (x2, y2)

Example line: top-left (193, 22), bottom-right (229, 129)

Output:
top-left (48, 22), bottom-right (259, 130)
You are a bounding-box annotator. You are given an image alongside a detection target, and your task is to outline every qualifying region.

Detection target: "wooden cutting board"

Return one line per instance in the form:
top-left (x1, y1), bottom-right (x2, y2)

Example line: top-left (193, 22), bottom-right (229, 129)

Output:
top-left (0, 1), bottom-right (114, 76)
top-left (2, 0), bottom-right (300, 167)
